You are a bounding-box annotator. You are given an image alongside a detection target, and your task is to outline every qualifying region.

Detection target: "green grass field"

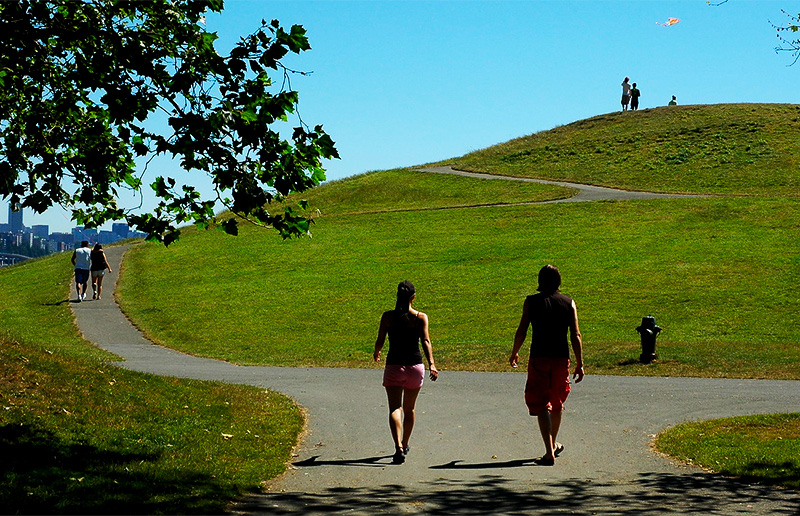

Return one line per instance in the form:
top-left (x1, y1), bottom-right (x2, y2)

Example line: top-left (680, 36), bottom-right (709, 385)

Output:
top-left (3, 103), bottom-right (800, 503)
top-left (282, 168), bottom-right (575, 216)
top-left (0, 253), bottom-right (304, 513)
top-left (119, 192), bottom-right (800, 378)
top-left (113, 103), bottom-right (800, 491)
top-left (117, 104), bottom-right (800, 377)
top-left (656, 414), bottom-right (800, 489)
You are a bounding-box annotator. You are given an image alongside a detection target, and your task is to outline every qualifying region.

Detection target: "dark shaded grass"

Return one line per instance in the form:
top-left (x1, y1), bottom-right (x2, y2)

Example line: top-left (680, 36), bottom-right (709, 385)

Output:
top-left (0, 253), bottom-right (304, 514)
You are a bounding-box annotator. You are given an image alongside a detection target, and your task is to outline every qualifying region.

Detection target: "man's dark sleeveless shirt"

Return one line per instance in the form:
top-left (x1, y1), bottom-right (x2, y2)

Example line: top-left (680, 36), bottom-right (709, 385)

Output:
top-left (527, 292), bottom-right (574, 358)
top-left (385, 311), bottom-right (424, 365)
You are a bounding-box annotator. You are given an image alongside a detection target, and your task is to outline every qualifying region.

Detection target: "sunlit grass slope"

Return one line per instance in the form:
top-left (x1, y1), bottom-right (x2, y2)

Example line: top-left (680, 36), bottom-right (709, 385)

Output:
top-left (119, 112), bottom-right (800, 377)
top-left (0, 253), bottom-right (303, 513)
top-left (285, 168), bottom-right (574, 216)
top-left (442, 103), bottom-right (800, 196)
top-left (118, 103), bottom-right (800, 378)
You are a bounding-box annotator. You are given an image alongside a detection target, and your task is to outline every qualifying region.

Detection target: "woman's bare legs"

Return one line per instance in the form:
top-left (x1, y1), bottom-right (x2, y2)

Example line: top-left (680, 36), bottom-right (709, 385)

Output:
top-left (401, 387), bottom-right (420, 451)
top-left (385, 386), bottom-right (404, 453)
top-left (385, 386), bottom-right (422, 458)
top-left (95, 274), bottom-right (105, 299)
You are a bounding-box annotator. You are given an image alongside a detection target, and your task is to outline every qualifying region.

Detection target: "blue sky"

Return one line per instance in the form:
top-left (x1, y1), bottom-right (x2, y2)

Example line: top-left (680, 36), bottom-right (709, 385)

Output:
top-left (15, 0), bottom-right (800, 233)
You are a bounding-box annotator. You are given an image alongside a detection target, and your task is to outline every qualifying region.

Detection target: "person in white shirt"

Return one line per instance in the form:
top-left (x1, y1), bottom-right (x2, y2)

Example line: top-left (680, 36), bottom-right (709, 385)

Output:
top-left (621, 77), bottom-right (632, 111)
top-left (71, 240), bottom-right (92, 302)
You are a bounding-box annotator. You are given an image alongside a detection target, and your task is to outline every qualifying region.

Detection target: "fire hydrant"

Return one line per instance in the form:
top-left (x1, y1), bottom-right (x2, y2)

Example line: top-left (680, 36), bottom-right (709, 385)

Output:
top-left (636, 316), bottom-right (662, 364)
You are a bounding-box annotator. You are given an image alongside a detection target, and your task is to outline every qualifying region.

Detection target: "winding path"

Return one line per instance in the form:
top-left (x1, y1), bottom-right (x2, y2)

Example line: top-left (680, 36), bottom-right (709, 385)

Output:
top-left (71, 168), bottom-right (799, 515)
top-left (417, 166), bottom-right (707, 203)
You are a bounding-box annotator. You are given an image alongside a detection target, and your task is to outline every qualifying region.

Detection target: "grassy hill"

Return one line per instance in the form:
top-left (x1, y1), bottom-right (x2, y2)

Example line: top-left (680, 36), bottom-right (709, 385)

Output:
top-left (440, 103), bottom-right (800, 196)
top-left (117, 103), bottom-right (800, 379)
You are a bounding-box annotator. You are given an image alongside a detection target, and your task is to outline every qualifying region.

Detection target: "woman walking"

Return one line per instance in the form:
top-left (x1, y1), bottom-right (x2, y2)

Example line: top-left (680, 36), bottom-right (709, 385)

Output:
top-left (374, 281), bottom-right (438, 464)
top-left (90, 243), bottom-right (112, 300)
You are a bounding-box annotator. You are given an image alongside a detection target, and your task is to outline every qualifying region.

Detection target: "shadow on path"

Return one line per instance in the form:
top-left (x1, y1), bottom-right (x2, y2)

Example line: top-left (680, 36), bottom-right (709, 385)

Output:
top-left (236, 473), bottom-right (800, 515)
top-left (429, 458), bottom-right (540, 470)
top-left (293, 455), bottom-right (396, 468)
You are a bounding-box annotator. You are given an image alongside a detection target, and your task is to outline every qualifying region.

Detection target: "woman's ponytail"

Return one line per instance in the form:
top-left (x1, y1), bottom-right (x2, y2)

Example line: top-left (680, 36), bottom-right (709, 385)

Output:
top-left (395, 280), bottom-right (415, 316)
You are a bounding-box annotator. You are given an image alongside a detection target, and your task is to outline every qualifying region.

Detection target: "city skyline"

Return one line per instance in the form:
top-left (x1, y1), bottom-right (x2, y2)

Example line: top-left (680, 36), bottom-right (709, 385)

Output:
top-left (1, 201), bottom-right (143, 259)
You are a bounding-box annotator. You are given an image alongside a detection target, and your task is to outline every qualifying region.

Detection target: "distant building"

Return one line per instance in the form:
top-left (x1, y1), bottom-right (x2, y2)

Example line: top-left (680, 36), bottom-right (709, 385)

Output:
top-left (72, 226), bottom-right (98, 244)
top-left (31, 225), bottom-right (49, 238)
top-left (8, 203), bottom-right (23, 233)
top-left (49, 232), bottom-right (73, 246)
top-left (98, 230), bottom-right (116, 244)
top-left (112, 222), bottom-right (129, 240)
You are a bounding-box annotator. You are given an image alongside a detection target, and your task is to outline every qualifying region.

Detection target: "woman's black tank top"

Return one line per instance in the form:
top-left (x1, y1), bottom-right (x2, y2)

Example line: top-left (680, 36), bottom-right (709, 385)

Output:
top-left (385, 310), bottom-right (424, 365)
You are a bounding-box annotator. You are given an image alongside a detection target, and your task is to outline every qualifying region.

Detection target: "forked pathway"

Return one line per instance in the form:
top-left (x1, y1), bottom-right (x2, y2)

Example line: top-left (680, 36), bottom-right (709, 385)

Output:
top-left (74, 231), bottom-right (799, 513)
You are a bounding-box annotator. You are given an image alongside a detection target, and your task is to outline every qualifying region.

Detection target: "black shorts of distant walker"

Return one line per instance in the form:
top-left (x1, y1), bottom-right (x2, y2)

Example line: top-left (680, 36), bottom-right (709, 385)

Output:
top-left (621, 94), bottom-right (631, 104)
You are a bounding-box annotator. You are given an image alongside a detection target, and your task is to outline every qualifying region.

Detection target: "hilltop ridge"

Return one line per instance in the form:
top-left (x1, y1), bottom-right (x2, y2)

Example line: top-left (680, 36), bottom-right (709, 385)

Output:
top-left (439, 103), bottom-right (800, 196)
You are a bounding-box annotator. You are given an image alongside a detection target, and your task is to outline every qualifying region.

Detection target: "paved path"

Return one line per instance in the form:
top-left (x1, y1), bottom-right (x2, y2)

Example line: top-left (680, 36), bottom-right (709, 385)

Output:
top-left (417, 166), bottom-right (707, 204)
top-left (73, 245), bottom-right (800, 515)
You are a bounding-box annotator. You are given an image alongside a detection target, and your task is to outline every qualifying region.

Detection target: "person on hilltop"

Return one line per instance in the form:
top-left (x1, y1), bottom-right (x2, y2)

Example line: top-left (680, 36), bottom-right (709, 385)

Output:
top-left (71, 240), bottom-right (92, 302)
top-left (630, 82), bottom-right (641, 111)
top-left (90, 243), bottom-right (112, 300)
top-left (510, 264), bottom-right (584, 466)
top-left (668, 95), bottom-right (678, 106)
top-left (374, 280), bottom-right (439, 464)
top-left (621, 77), bottom-right (632, 111)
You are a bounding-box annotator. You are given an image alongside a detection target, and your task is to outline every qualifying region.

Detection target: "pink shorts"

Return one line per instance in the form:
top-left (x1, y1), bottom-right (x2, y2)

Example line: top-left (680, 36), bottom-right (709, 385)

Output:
top-left (383, 364), bottom-right (425, 389)
top-left (524, 357), bottom-right (571, 415)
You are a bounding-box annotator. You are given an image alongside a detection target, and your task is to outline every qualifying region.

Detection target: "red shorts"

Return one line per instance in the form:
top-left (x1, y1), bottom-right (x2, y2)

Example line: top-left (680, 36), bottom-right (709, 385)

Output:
top-left (524, 357), bottom-right (571, 415)
top-left (383, 364), bottom-right (425, 389)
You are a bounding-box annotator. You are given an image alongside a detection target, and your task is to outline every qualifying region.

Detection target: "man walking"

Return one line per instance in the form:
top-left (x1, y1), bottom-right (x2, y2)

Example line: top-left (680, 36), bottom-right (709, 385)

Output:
top-left (510, 264), bottom-right (584, 465)
top-left (630, 83), bottom-right (641, 111)
top-left (71, 240), bottom-right (92, 302)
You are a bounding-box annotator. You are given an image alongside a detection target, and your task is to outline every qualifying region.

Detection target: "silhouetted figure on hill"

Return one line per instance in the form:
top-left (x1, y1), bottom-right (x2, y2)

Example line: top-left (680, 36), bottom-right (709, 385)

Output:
top-left (621, 77), bottom-right (632, 111)
top-left (630, 83), bottom-right (641, 110)
top-left (510, 265), bottom-right (584, 466)
top-left (374, 281), bottom-right (438, 464)
top-left (668, 95), bottom-right (677, 106)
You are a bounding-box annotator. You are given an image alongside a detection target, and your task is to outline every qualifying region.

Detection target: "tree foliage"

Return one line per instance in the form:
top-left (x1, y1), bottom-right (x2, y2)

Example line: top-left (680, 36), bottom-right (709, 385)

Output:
top-left (0, 0), bottom-right (338, 245)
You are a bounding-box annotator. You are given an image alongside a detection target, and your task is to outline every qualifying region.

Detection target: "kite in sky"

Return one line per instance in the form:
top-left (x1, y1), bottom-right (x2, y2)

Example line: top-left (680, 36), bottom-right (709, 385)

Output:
top-left (657, 17), bottom-right (681, 27)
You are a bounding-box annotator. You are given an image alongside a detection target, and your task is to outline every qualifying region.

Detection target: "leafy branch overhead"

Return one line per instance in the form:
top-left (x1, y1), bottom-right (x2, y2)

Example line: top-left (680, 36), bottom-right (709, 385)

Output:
top-left (772, 9), bottom-right (800, 65)
top-left (0, 0), bottom-right (338, 245)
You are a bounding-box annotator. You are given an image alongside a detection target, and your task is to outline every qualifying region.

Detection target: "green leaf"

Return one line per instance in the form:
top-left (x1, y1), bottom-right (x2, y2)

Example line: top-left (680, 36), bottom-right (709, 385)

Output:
top-left (221, 218), bottom-right (239, 236)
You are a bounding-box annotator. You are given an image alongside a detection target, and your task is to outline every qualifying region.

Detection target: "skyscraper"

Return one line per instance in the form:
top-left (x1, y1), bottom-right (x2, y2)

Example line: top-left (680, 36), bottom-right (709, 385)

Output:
top-left (112, 222), bottom-right (129, 239)
top-left (8, 203), bottom-right (23, 233)
top-left (31, 225), bottom-right (49, 238)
